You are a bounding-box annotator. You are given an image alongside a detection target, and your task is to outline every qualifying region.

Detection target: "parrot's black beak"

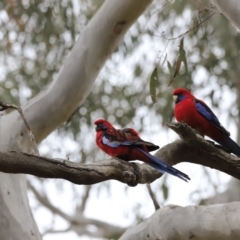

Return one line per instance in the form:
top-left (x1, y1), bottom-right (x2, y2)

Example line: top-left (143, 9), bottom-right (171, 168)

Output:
top-left (95, 125), bottom-right (100, 131)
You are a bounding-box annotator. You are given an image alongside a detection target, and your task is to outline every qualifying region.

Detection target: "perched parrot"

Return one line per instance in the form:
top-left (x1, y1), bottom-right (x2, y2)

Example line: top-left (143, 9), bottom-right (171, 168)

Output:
top-left (94, 118), bottom-right (190, 182)
top-left (173, 88), bottom-right (240, 157)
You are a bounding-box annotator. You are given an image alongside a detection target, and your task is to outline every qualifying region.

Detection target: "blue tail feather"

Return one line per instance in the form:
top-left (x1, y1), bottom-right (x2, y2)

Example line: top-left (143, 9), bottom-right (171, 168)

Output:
top-left (217, 136), bottom-right (240, 157)
top-left (137, 148), bottom-right (190, 182)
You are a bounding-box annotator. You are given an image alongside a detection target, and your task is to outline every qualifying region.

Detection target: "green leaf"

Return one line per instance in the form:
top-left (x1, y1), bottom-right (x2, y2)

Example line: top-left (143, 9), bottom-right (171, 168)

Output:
top-left (160, 53), bottom-right (167, 67)
top-left (167, 60), bottom-right (174, 86)
top-left (173, 54), bottom-right (182, 78)
top-left (170, 37), bottom-right (189, 84)
top-left (134, 64), bottom-right (142, 77)
top-left (179, 38), bottom-right (185, 58)
top-left (149, 67), bottom-right (158, 103)
top-left (179, 37), bottom-right (189, 73)
top-left (162, 182), bottom-right (169, 200)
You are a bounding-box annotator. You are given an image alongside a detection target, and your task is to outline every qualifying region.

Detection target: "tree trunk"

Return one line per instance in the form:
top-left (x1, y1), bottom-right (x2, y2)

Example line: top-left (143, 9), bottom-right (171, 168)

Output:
top-left (0, 0), bottom-right (152, 239)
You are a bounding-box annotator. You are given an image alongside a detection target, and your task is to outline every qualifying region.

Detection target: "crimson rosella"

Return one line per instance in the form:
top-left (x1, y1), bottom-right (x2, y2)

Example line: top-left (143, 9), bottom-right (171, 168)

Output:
top-left (94, 119), bottom-right (190, 182)
top-left (173, 88), bottom-right (240, 157)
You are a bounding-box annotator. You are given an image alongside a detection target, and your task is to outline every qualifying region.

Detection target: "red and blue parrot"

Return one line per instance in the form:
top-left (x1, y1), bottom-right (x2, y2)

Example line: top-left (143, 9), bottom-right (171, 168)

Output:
top-left (94, 119), bottom-right (190, 182)
top-left (173, 88), bottom-right (240, 157)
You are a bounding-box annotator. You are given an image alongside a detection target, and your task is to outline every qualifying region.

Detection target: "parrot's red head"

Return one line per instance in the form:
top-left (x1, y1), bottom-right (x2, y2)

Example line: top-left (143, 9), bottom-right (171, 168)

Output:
top-left (94, 119), bottom-right (113, 132)
top-left (172, 88), bottom-right (193, 104)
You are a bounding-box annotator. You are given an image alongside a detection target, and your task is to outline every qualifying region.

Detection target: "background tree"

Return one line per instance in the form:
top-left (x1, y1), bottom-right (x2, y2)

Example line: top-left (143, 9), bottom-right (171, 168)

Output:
top-left (0, 0), bottom-right (240, 239)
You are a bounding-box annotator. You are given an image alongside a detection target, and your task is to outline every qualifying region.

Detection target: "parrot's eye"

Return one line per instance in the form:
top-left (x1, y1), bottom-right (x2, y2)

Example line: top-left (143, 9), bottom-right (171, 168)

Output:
top-left (95, 124), bottom-right (107, 131)
top-left (174, 94), bottom-right (186, 104)
top-left (95, 125), bottom-right (101, 131)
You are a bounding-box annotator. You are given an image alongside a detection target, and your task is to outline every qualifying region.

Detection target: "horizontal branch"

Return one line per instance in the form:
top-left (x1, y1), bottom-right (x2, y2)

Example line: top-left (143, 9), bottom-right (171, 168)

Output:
top-left (155, 122), bottom-right (240, 180)
top-left (0, 151), bottom-right (161, 186)
top-left (0, 122), bottom-right (240, 185)
top-left (120, 202), bottom-right (240, 240)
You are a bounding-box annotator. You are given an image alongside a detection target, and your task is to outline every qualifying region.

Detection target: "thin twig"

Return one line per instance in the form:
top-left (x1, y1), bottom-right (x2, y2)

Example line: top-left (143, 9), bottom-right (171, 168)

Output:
top-left (143, 0), bottom-right (173, 29)
top-left (65, 106), bottom-right (80, 125)
top-left (155, 12), bottom-right (216, 41)
top-left (27, 180), bottom-right (72, 220)
top-left (42, 226), bottom-right (71, 236)
top-left (27, 180), bottom-right (126, 237)
top-left (0, 101), bottom-right (39, 155)
top-left (78, 185), bottom-right (92, 213)
top-left (146, 183), bottom-right (160, 210)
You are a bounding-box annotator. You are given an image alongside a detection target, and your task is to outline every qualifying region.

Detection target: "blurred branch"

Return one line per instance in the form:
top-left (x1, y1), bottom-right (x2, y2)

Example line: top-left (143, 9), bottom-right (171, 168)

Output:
top-left (78, 185), bottom-right (92, 213)
top-left (210, 0), bottom-right (240, 30)
top-left (1, 123), bottom-right (240, 185)
top-left (28, 181), bottom-right (126, 238)
top-left (42, 227), bottom-right (71, 236)
top-left (28, 181), bottom-right (71, 220)
top-left (146, 184), bottom-right (160, 210)
top-left (201, 178), bottom-right (240, 205)
top-left (158, 11), bottom-right (216, 40)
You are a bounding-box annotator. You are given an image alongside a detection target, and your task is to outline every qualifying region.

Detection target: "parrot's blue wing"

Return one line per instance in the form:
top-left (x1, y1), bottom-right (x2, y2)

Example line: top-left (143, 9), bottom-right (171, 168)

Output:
top-left (195, 99), bottom-right (230, 136)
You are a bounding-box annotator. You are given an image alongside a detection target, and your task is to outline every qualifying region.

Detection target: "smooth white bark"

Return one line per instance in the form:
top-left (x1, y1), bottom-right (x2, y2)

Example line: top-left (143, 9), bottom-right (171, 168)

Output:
top-left (120, 202), bottom-right (240, 240)
top-left (22, 0), bottom-right (151, 142)
top-left (0, 0), bottom-right (152, 239)
top-left (211, 0), bottom-right (240, 30)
